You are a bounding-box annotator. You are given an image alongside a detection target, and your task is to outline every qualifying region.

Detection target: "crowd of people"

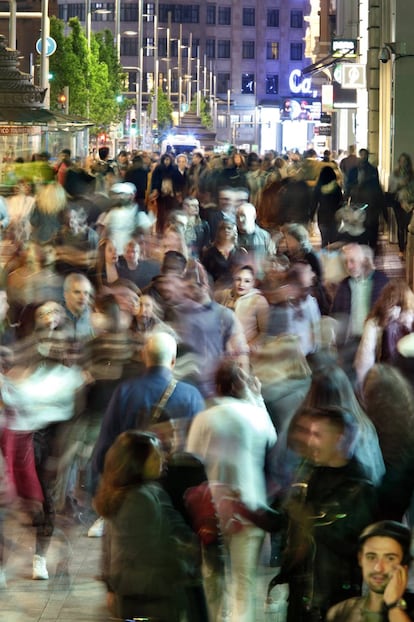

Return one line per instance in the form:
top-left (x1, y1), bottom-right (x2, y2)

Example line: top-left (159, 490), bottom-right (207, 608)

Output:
top-left (0, 142), bottom-right (413, 621)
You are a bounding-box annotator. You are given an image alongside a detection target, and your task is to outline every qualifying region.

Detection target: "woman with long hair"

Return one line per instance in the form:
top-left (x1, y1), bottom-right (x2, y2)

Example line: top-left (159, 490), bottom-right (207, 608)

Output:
top-left (181, 197), bottom-right (210, 259)
top-left (311, 165), bottom-right (343, 247)
top-left (91, 237), bottom-right (120, 290)
top-left (354, 278), bottom-right (414, 388)
top-left (149, 153), bottom-right (183, 234)
top-left (388, 152), bottom-right (414, 257)
top-left (202, 220), bottom-right (247, 286)
top-left (216, 264), bottom-right (269, 350)
top-left (94, 430), bottom-right (200, 622)
top-left (272, 360), bottom-right (385, 492)
top-left (30, 182), bottom-right (67, 245)
top-left (301, 363), bottom-right (385, 485)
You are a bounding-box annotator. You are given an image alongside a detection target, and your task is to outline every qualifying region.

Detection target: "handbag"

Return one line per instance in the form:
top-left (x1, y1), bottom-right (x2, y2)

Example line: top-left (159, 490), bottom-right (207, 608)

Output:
top-left (336, 201), bottom-right (368, 237)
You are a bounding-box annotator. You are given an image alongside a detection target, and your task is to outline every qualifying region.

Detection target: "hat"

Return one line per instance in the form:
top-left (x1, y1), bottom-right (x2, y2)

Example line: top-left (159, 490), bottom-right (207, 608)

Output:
top-left (110, 182), bottom-right (136, 195)
top-left (359, 521), bottom-right (411, 564)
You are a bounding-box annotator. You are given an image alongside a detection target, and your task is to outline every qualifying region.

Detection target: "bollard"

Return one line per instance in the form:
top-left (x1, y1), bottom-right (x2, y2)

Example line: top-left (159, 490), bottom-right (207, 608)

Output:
top-left (406, 226), bottom-right (414, 287)
top-left (388, 206), bottom-right (398, 244)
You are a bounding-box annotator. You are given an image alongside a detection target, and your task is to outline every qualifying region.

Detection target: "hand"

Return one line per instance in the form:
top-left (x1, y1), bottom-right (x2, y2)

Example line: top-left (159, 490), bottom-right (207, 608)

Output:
top-left (383, 565), bottom-right (408, 606)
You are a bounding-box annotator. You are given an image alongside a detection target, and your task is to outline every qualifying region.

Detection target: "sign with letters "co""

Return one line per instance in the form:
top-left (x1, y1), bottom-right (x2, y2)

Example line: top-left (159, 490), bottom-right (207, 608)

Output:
top-left (341, 64), bottom-right (366, 89)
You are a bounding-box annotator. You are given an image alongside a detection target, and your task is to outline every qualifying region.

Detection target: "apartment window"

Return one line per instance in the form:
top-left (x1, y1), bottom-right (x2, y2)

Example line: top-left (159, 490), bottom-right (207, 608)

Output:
top-left (243, 7), bottom-right (255, 26)
top-left (242, 41), bottom-right (255, 59)
top-left (267, 9), bottom-right (279, 27)
top-left (121, 4), bottom-right (137, 21)
top-left (159, 4), bottom-right (200, 23)
top-left (290, 42), bottom-right (303, 60)
top-left (217, 114), bottom-right (227, 129)
top-left (170, 39), bottom-right (178, 57)
top-left (206, 4), bottom-right (216, 24)
top-left (145, 36), bottom-right (155, 56)
top-left (218, 6), bottom-right (231, 25)
top-left (217, 40), bottom-right (231, 58)
top-left (217, 72), bottom-right (230, 93)
top-left (158, 37), bottom-right (167, 57)
top-left (63, 4), bottom-right (85, 19)
top-left (266, 74), bottom-right (279, 94)
top-left (128, 72), bottom-right (136, 92)
top-left (290, 9), bottom-right (303, 28)
top-left (206, 38), bottom-right (216, 59)
top-left (143, 72), bottom-right (154, 93)
top-left (241, 73), bottom-right (255, 94)
top-left (121, 36), bottom-right (138, 56)
top-left (266, 41), bottom-right (279, 60)
top-left (144, 2), bottom-right (154, 21)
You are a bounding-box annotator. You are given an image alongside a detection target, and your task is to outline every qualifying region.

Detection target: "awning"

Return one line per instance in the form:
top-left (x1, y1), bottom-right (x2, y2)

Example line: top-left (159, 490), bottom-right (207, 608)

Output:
top-left (301, 51), bottom-right (354, 77)
top-left (0, 107), bottom-right (93, 127)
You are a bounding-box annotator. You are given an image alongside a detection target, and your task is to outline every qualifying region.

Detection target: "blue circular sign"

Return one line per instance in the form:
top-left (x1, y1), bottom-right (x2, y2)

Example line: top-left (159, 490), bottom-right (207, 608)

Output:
top-left (36, 37), bottom-right (57, 57)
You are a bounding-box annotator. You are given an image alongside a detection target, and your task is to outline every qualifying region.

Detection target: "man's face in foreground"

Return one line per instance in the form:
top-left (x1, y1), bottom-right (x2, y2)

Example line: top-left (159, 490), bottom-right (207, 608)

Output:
top-left (359, 536), bottom-right (404, 594)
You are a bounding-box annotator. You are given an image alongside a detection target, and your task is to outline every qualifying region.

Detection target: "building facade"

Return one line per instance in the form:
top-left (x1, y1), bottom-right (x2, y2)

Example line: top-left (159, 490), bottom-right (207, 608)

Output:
top-left (55, 0), bottom-right (322, 152)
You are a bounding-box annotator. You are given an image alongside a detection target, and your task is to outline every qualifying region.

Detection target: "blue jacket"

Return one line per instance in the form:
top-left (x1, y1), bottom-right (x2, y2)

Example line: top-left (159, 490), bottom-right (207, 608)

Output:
top-left (93, 366), bottom-right (205, 474)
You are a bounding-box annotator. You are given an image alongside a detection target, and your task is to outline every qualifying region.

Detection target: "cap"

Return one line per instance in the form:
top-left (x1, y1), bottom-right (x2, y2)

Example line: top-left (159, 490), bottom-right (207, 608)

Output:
top-left (110, 182), bottom-right (136, 195)
top-left (359, 521), bottom-right (412, 564)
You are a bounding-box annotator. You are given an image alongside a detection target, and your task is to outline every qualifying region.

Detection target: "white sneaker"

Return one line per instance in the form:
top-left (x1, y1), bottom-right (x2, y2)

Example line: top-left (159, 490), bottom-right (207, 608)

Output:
top-left (32, 555), bottom-right (49, 580)
top-left (0, 567), bottom-right (6, 588)
top-left (264, 597), bottom-right (280, 613)
top-left (88, 517), bottom-right (105, 538)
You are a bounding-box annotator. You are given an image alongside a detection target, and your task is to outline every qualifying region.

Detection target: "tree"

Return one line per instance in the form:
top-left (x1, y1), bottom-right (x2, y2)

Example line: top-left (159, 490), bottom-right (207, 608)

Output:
top-left (49, 17), bottom-right (126, 133)
top-left (148, 88), bottom-right (173, 132)
top-left (190, 95), bottom-right (212, 128)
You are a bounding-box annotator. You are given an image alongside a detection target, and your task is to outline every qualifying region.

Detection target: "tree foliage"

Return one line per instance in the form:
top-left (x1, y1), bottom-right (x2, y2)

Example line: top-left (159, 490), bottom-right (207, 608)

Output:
top-left (49, 17), bottom-right (126, 133)
top-left (190, 95), bottom-right (212, 128)
top-left (147, 88), bottom-right (174, 132)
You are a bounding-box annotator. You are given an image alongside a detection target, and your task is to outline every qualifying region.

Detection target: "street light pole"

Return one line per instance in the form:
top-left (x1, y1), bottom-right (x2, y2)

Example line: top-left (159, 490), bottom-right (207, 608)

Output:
top-left (186, 32), bottom-right (192, 109)
top-left (137, 0), bottom-right (143, 143)
top-left (166, 11), bottom-right (172, 102)
top-left (153, 0), bottom-right (159, 137)
top-left (178, 23), bottom-right (182, 120)
top-left (196, 46), bottom-right (201, 117)
top-left (40, 0), bottom-right (50, 108)
top-left (9, 0), bottom-right (16, 49)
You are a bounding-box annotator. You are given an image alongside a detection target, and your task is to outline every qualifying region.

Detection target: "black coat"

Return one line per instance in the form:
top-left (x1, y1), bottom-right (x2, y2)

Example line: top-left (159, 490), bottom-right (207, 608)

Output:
top-left (280, 458), bottom-right (378, 621)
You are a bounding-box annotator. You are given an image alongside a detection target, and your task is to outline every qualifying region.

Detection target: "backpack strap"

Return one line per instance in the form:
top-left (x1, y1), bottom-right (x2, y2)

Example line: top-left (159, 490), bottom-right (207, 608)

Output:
top-left (150, 378), bottom-right (177, 423)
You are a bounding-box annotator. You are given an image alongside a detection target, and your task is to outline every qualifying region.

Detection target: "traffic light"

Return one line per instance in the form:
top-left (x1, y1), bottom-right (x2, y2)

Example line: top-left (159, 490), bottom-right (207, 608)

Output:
top-left (130, 118), bottom-right (137, 135)
top-left (116, 94), bottom-right (123, 103)
top-left (57, 93), bottom-right (67, 110)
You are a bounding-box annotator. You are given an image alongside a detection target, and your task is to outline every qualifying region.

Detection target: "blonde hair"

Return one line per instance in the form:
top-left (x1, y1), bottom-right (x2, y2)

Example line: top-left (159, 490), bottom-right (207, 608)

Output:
top-left (35, 182), bottom-right (67, 215)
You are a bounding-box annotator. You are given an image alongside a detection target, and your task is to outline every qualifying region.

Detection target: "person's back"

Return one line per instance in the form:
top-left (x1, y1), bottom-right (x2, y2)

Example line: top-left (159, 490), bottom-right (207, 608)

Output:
top-left (95, 431), bottom-right (200, 621)
top-left (92, 331), bottom-right (205, 473)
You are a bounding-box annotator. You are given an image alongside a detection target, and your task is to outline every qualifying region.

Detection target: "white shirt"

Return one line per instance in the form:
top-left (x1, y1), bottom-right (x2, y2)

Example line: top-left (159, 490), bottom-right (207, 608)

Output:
top-left (186, 396), bottom-right (276, 510)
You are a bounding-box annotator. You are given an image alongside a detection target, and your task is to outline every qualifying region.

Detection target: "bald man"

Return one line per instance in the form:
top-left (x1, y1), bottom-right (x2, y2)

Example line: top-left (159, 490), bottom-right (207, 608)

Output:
top-left (236, 202), bottom-right (275, 277)
top-left (92, 332), bottom-right (205, 475)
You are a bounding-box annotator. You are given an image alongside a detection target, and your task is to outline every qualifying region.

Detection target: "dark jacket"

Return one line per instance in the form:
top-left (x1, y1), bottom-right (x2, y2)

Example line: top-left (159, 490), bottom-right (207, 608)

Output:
top-left (92, 366), bottom-right (205, 474)
top-left (331, 270), bottom-right (389, 316)
top-left (277, 458), bottom-right (378, 621)
top-left (103, 482), bottom-right (199, 621)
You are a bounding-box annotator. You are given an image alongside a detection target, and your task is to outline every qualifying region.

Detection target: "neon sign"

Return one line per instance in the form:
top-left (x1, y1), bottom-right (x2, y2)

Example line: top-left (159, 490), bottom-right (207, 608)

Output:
top-left (289, 69), bottom-right (317, 97)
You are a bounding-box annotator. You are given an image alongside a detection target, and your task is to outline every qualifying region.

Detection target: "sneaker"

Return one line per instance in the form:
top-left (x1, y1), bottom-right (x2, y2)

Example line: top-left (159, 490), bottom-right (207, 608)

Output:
top-left (32, 555), bottom-right (49, 580)
top-left (0, 567), bottom-right (6, 588)
top-left (264, 597), bottom-right (281, 613)
top-left (88, 516), bottom-right (105, 538)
